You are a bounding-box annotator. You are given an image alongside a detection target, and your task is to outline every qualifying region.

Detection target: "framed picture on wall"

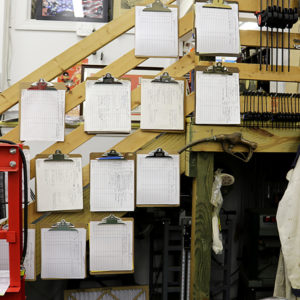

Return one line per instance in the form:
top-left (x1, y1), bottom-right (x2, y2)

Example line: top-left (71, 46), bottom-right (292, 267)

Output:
top-left (35, 0), bottom-right (111, 22)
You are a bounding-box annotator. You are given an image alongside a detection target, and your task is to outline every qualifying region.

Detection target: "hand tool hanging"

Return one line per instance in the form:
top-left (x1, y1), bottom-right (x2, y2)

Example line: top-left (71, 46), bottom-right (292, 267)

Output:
top-left (255, 0), bottom-right (298, 72)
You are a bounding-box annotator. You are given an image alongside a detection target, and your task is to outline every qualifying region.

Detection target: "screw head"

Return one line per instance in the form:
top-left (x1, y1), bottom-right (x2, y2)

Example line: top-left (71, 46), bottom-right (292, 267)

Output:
top-left (9, 161), bottom-right (16, 168)
top-left (9, 148), bottom-right (16, 154)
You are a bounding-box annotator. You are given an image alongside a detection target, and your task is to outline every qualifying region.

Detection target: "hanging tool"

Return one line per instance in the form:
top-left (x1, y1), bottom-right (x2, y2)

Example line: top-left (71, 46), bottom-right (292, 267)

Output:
top-left (255, 0), bottom-right (267, 70)
top-left (287, 4), bottom-right (299, 71)
top-left (276, 1), bottom-right (281, 71)
top-left (178, 132), bottom-right (258, 162)
top-left (267, 1), bottom-right (275, 71)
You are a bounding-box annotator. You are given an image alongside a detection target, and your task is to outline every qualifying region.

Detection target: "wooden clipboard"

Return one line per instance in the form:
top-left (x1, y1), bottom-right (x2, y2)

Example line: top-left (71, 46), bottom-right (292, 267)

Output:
top-left (64, 285), bottom-right (149, 300)
top-left (34, 153), bottom-right (83, 213)
top-left (139, 75), bottom-right (187, 133)
top-left (19, 81), bottom-right (66, 142)
top-left (134, 4), bottom-right (179, 58)
top-left (194, 0), bottom-right (240, 57)
top-left (136, 149), bottom-right (180, 208)
top-left (89, 217), bottom-right (134, 275)
top-left (40, 221), bottom-right (87, 280)
top-left (90, 151), bottom-right (135, 212)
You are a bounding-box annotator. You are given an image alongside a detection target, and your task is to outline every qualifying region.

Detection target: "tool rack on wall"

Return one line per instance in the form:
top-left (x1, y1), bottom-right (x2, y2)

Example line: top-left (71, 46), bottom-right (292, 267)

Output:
top-left (0, 0), bottom-right (300, 299)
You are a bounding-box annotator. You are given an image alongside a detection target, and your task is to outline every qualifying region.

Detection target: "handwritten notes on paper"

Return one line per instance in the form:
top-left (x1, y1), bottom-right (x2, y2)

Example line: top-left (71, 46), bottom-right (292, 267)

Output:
top-left (36, 157), bottom-right (83, 212)
top-left (136, 154), bottom-right (180, 206)
top-left (141, 79), bottom-right (184, 130)
top-left (90, 159), bottom-right (135, 212)
top-left (89, 220), bottom-right (133, 273)
top-left (41, 228), bottom-right (86, 279)
top-left (195, 71), bottom-right (240, 124)
top-left (84, 80), bottom-right (131, 133)
top-left (20, 89), bottom-right (65, 141)
top-left (195, 2), bottom-right (240, 55)
top-left (135, 6), bottom-right (178, 57)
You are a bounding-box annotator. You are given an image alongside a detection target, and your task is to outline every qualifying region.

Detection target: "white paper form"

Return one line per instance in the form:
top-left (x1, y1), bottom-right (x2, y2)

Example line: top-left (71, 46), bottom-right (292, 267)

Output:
top-left (84, 80), bottom-right (131, 133)
top-left (136, 154), bottom-right (180, 206)
top-left (140, 79), bottom-right (184, 130)
top-left (90, 159), bottom-right (135, 212)
top-left (35, 157), bottom-right (83, 212)
top-left (0, 271), bottom-right (9, 296)
top-left (0, 229), bottom-right (36, 280)
top-left (89, 220), bottom-right (133, 273)
top-left (195, 2), bottom-right (240, 55)
top-left (135, 6), bottom-right (178, 57)
top-left (41, 228), bottom-right (86, 279)
top-left (195, 71), bottom-right (240, 124)
top-left (20, 89), bottom-right (65, 142)
top-left (0, 239), bottom-right (9, 271)
top-left (23, 229), bottom-right (35, 280)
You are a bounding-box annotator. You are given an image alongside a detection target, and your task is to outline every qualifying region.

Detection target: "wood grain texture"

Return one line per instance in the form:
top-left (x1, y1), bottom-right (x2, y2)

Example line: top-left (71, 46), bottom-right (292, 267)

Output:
top-left (190, 153), bottom-right (214, 300)
top-left (186, 122), bottom-right (300, 153)
top-left (196, 60), bottom-right (300, 82)
top-left (232, 0), bottom-right (297, 12)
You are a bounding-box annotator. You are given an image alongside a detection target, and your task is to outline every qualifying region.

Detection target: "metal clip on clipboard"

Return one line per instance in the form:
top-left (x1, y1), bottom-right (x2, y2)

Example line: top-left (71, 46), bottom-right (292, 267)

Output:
top-left (203, 0), bottom-right (232, 9)
top-left (94, 73), bottom-right (122, 85)
top-left (152, 72), bottom-right (178, 84)
top-left (28, 78), bottom-right (57, 90)
top-left (49, 219), bottom-right (77, 231)
top-left (44, 150), bottom-right (73, 162)
top-left (146, 148), bottom-right (172, 158)
top-left (143, 0), bottom-right (171, 12)
top-left (203, 62), bottom-right (233, 75)
top-left (98, 214), bottom-right (125, 225)
top-left (96, 149), bottom-right (124, 160)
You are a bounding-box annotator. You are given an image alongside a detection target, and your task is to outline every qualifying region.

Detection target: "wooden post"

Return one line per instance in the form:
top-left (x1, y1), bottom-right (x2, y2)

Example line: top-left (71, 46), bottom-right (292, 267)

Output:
top-left (191, 153), bottom-right (214, 300)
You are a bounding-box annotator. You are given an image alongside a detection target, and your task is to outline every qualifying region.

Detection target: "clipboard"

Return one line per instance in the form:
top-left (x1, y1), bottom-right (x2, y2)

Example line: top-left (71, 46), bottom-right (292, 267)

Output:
top-left (134, 1), bottom-right (179, 58)
top-left (140, 73), bottom-right (186, 132)
top-left (194, 63), bottom-right (241, 125)
top-left (35, 151), bottom-right (83, 212)
top-left (40, 220), bottom-right (87, 280)
top-left (194, 0), bottom-right (240, 56)
top-left (64, 285), bottom-right (149, 300)
top-left (136, 148), bottom-right (180, 207)
top-left (89, 215), bottom-right (134, 275)
top-left (84, 74), bottom-right (131, 134)
top-left (19, 79), bottom-right (66, 142)
top-left (89, 150), bottom-right (135, 212)
top-left (24, 224), bottom-right (36, 281)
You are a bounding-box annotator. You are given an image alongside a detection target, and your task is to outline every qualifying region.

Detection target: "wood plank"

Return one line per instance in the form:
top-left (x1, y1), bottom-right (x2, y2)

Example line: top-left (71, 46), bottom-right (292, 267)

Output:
top-left (196, 60), bottom-right (300, 82)
top-left (0, 9), bottom-right (137, 114)
top-left (190, 153), bottom-right (214, 300)
top-left (186, 122), bottom-right (300, 153)
top-left (233, 0), bottom-right (298, 12)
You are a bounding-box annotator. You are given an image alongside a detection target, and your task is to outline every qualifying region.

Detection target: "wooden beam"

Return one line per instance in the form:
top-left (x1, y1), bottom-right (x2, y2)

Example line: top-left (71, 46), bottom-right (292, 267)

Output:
top-left (186, 122), bottom-right (300, 153)
top-left (190, 153), bottom-right (214, 300)
top-left (233, 0), bottom-right (298, 12)
top-left (196, 60), bottom-right (300, 82)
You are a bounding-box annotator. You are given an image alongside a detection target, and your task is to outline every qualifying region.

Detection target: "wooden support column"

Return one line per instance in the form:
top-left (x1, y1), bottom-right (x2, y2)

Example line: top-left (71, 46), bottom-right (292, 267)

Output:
top-left (191, 153), bottom-right (214, 300)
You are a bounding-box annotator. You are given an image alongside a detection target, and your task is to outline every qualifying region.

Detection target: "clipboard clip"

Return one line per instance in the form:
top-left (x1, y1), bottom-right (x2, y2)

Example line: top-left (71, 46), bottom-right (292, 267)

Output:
top-left (49, 219), bottom-right (77, 231)
top-left (44, 150), bottom-right (73, 162)
top-left (97, 149), bottom-right (124, 160)
top-left (203, 62), bottom-right (233, 75)
top-left (98, 214), bottom-right (125, 225)
top-left (152, 72), bottom-right (178, 84)
top-left (146, 148), bottom-right (172, 158)
top-left (94, 73), bottom-right (122, 85)
top-left (143, 0), bottom-right (171, 12)
top-left (203, 0), bottom-right (232, 9)
top-left (294, 39), bottom-right (300, 49)
top-left (28, 78), bottom-right (57, 90)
